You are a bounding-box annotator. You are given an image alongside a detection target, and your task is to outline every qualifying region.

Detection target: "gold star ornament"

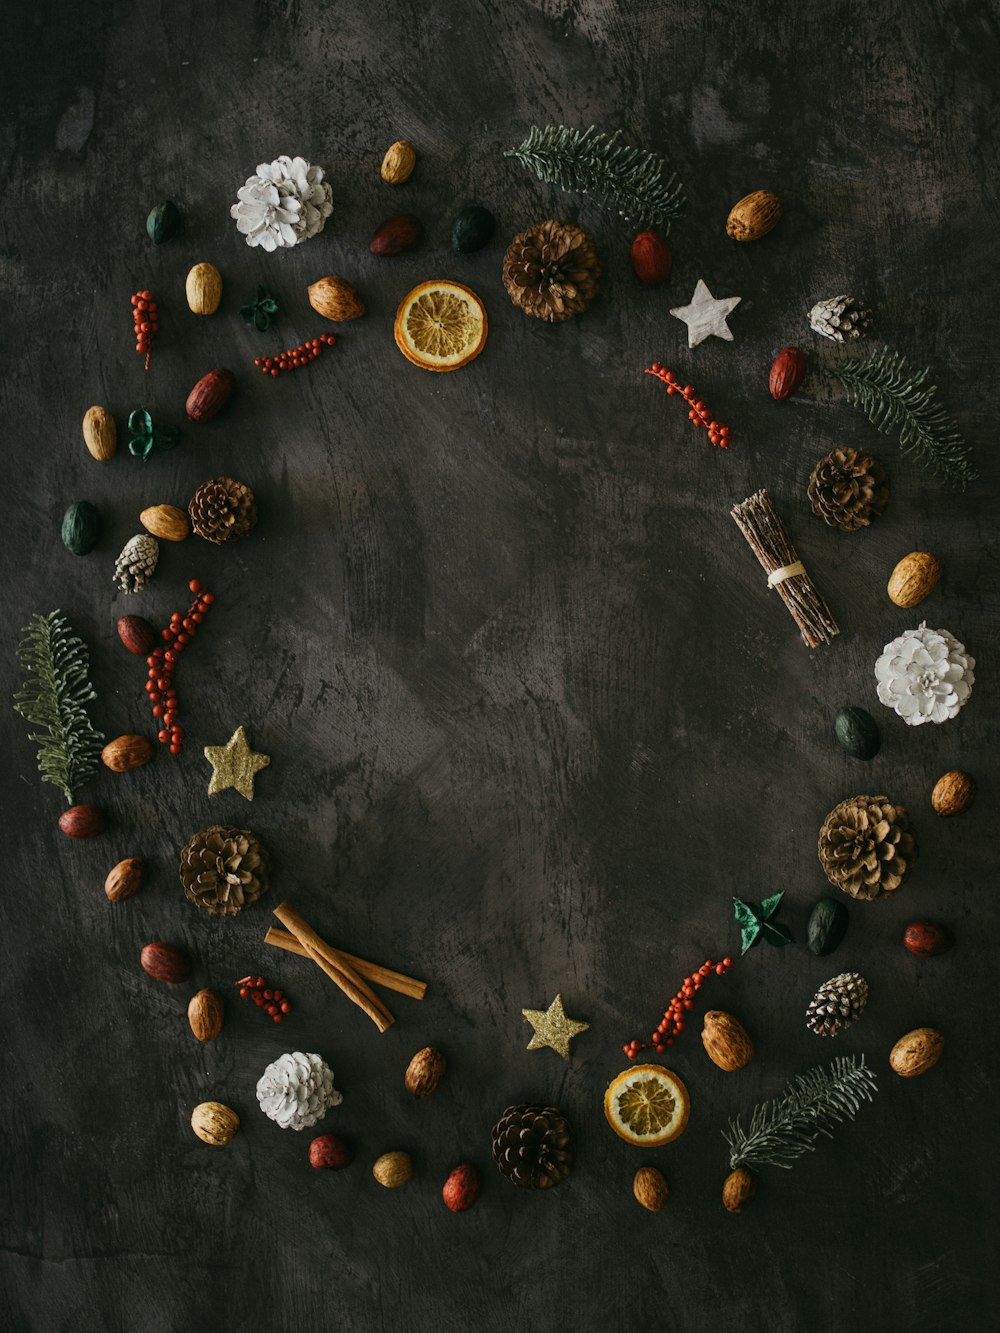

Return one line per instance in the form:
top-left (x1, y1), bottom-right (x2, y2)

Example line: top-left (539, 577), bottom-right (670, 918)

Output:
top-left (522, 993), bottom-right (590, 1061)
top-left (204, 726), bottom-right (270, 800)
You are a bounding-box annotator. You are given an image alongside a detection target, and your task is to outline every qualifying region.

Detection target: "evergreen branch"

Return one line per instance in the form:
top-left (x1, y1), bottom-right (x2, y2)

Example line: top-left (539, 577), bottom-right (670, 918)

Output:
top-left (504, 124), bottom-right (686, 230)
top-left (724, 1056), bottom-right (877, 1171)
top-left (13, 610), bottom-right (104, 803)
top-left (828, 345), bottom-right (977, 488)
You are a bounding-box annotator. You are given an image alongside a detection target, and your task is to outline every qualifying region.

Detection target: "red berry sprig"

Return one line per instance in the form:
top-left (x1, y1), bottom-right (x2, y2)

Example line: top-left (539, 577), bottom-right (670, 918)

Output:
top-left (131, 290), bottom-right (159, 370)
top-left (624, 956), bottom-right (735, 1060)
top-left (143, 579), bottom-right (215, 756)
top-left (255, 334), bottom-right (336, 377)
top-left (236, 975), bottom-right (292, 1023)
top-left (644, 363), bottom-right (731, 448)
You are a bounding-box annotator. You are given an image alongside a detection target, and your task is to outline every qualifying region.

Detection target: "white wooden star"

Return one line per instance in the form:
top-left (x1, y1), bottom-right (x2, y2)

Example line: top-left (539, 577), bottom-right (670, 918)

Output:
top-left (670, 278), bottom-right (741, 347)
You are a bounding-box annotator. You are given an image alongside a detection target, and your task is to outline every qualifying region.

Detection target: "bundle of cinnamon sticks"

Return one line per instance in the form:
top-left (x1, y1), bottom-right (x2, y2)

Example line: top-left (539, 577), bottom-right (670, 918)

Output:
top-left (266, 900), bottom-right (427, 1032)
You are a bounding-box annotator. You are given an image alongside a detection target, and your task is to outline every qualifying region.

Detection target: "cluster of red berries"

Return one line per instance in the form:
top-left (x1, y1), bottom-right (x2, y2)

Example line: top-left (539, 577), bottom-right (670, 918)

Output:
top-left (236, 975), bottom-right (292, 1023)
top-left (645, 363), bottom-right (731, 448)
top-left (131, 290), bottom-right (159, 370)
top-left (624, 956), bottom-right (735, 1060)
top-left (254, 333), bottom-right (336, 377)
top-left (143, 579), bottom-right (215, 755)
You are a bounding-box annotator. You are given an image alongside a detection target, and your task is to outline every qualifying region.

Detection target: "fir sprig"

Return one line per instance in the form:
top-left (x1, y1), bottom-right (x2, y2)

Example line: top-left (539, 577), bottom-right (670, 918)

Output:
top-left (13, 611), bottom-right (104, 803)
top-left (828, 346), bottom-right (977, 488)
top-left (504, 124), bottom-right (686, 230)
top-left (724, 1056), bottom-right (877, 1171)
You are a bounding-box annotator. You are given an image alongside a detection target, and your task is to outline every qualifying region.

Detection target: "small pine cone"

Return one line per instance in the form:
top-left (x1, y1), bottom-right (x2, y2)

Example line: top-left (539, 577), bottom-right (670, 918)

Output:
top-left (502, 219), bottom-right (602, 322)
top-left (114, 534), bottom-right (159, 593)
top-left (491, 1103), bottom-right (574, 1189)
top-left (256, 1051), bottom-right (342, 1129)
top-left (179, 824), bottom-right (271, 916)
top-left (806, 971), bottom-right (869, 1036)
top-left (808, 295), bottom-right (872, 342)
top-left (188, 476), bottom-right (257, 544)
top-left (808, 447), bottom-right (889, 531)
top-left (818, 794), bottom-right (916, 900)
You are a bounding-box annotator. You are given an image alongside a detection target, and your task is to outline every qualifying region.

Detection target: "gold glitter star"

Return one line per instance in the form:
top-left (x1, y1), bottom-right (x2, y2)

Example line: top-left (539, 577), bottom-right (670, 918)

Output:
top-left (522, 993), bottom-right (590, 1061)
top-left (204, 726), bottom-right (270, 801)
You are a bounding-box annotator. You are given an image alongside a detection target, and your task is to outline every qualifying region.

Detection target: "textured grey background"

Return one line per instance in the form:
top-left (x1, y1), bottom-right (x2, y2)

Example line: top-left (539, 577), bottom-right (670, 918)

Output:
top-left (2, 1), bottom-right (998, 1330)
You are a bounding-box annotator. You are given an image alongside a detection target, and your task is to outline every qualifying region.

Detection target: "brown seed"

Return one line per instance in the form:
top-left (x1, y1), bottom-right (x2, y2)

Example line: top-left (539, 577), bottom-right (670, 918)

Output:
top-left (373, 1151), bottom-right (412, 1188)
top-left (101, 734), bottom-right (153, 773)
top-left (404, 1046), bottom-right (446, 1096)
top-left (187, 988), bottom-right (224, 1041)
top-left (381, 139), bottom-right (417, 185)
top-left (887, 551), bottom-right (941, 608)
top-left (726, 190), bottom-right (782, 241)
top-left (308, 276), bottom-right (365, 322)
top-left (140, 505), bottom-right (191, 542)
top-left (722, 1166), bottom-right (757, 1212)
top-left (104, 857), bottom-right (145, 901)
top-left (185, 262), bottom-right (223, 315)
top-left (889, 1027), bottom-right (944, 1078)
top-left (191, 1101), bottom-right (239, 1145)
top-left (633, 1166), bottom-right (669, 1212)
top-left (931, 770), bottom-right (975, 816)
top-left (82, 405), bottom-right (117, 461)
top-left (701, 1011), bottom-right (755, 1071)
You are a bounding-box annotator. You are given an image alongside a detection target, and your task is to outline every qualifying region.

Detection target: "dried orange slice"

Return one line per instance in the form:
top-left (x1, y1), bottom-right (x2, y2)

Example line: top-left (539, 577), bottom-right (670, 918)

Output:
top-left (604, 1065), bottom-right (690, 1147)
top-left (394, 280), bottom-right (487, 372)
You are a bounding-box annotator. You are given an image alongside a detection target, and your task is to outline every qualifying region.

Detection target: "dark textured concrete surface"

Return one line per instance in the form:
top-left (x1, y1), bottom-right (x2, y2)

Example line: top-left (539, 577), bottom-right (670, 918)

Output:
top-left (3, 2), bottom-right (999, 1330)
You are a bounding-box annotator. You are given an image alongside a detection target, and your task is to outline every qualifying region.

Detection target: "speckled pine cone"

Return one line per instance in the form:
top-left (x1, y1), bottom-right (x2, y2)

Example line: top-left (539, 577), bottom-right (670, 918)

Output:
top-left (806, 971), bottom-right (869, 1037)
top-left (179, 824), bottom-right (271, 916)
top-left (818, 794), bottom-right (916, 900)
top-left (808, 447), bottom-right (889, 531)
top-left (188, 476), bottom-right (257, 544)
top-left (502, 220), bottom-right (601, 322)
top-left (491, 1103), bottom-right (573, 1189)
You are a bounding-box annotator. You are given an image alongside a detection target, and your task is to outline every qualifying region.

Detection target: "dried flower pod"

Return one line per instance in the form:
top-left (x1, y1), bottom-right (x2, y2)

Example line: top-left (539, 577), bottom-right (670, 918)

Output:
top-left (310, 1135), bottom-right (353, 1169)
top-left (117, 614), bottom-right (157, 656)
top-left (442, 1163), bottom-right (480, 1212)
top-left (191, 1101), bottom-right (239, 1145)
top-left (404, 1046), bottom-right (446, 1096)
top-left (373, 1151), bottom-right (412, 1188)
top-left (147, 200), bottom-right (181, 244)
top-left (104, 857), bottom-right (145, 901)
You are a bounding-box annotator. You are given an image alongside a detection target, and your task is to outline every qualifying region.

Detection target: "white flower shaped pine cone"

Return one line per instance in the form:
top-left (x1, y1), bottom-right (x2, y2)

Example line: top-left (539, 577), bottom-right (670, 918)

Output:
top-left (231, 155), bottom-right (333, 250)
top-left (874, 622), bottom-right (975, 725)
top-left (256, 1051), bottom-right (342, 1130)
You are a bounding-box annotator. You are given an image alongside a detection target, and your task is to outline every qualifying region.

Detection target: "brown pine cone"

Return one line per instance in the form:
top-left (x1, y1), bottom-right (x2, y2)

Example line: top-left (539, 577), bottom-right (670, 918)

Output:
top-left (188, 476), bottom-right (257, 544)
top-left (502, 219), bottom-right (601, 322)
top-left (179, 825), bottom-right (271, 916)
top-left (491, 1103), bottom-right (573, 1189)
top-left (818, 794), bottom-right (916, 900)
top-left (807, 447), bottom-right (889, 531)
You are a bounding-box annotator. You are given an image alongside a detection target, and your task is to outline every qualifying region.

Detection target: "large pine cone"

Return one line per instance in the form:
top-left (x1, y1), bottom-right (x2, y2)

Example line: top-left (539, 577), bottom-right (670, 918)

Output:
top-left (818, 795), bottom-right (916, 900)
top-left (502, 220), bottom-right (601, 322)
top-left (179, 825), bottom-right (271, 916)
top-left (189, 476), bottom-right (257, 544)
top-left (491, 1103), bottom-right (573, 1189)
top-left (808, 447), bottom-right (889, 531)
top-left (256, 1052), bottom-right (342, 1129)
top-left (806, 971), bottom-right (868, 1036)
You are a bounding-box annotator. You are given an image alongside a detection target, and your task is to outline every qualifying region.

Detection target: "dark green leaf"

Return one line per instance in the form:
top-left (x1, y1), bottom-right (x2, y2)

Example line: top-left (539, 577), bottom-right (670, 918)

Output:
top-left (760, 891), bottom-right (784, 920)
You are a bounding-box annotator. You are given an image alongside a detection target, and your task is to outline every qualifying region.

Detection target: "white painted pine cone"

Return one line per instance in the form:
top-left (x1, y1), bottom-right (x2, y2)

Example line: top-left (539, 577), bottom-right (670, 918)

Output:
top-left (875, 622), bottom-right (974, 725)
top-left (256, 1051), bottom-right (342, 1130)
top-left (230, 155), bottom-right (333, 250)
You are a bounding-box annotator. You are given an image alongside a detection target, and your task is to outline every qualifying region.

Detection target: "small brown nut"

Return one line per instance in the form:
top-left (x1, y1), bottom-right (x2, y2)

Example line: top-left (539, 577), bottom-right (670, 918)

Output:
top-left (373, 1151), bottom-right (412, 1188)
top-left (890, 1027), bottom-right (944, 1078)
top-left (185, 261), bottom-right (223, 314)
top-left (191, 1101), bottom-right (239, 1145)
top-left (701, 1011), bottom-right (754, 1071)
top-left (722, 1166), bottom-right (757, 1212)
top-left (633, 1166), bottom-right (669, 1212)
top-left (404, 1046), bottom-right (446, 1097)
top-left (188, 988), bottom-right (224, 1042)
top-left (101, 734), bottom-right (153, 773)
top-left (308, 276), bottom-right (365, 322)
top-left (104, 857), bottom-right (145, 902)
top-left (726, 189), bottom-right (781, 241)
top-left (82, 405), bottom-right (117, 461)
top-left (140, 941), bottom-right (192, 984)
top-left (140, 504), bottom-right (191, 542)
top-left (58, 803), bottom-right (105, 839)
top-left (887, 551), bottom-right (940, 607)
top-left (931, 770), bottom-right (976, 816)
top-left (381, 139), bottom-right (417, 185)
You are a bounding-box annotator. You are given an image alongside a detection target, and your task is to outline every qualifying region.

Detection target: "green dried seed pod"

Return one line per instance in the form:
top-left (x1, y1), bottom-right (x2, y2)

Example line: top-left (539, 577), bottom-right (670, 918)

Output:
top-left (451, 204), bottom-right (496, 254)
top-left (146, 200), bottom-right (181, 244)
top-left (834, 706), bottom-right (880, 761)
top-left (62, 501), bottom-right (101, 556)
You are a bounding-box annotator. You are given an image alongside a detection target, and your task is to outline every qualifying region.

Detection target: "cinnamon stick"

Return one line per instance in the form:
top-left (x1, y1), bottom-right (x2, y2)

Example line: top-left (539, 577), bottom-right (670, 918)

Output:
top-left (272, 901), bottom-right (394, 1033)
top-left (264, 927), bottom-right (427, 1001)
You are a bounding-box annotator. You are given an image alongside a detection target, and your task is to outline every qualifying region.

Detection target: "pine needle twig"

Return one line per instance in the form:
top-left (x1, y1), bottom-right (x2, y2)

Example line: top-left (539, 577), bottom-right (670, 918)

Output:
top-left (828, 345), bottom-right (977, 488)
top-left (504, 124), bottom-right (686, 230)
top-left (724, 1055), bottom-right (878, 1171)
top-left (13, 611), bottom-right (104, 803)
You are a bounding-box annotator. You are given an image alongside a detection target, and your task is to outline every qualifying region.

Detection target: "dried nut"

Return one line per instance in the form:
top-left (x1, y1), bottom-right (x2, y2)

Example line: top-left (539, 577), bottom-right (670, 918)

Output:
top-left (373, 1151), bottom-right (412, 1188)
top-left (191, 1101), bottom-right (239, 1145)
top-left (188, 988), bottom-right (224, 1041)
top-left (769, 346), bottom-right (808, 400)
top-left (117, 614), bottom-right (157, 655)
top-left (309, 1134), bottom-right (353, 1169)
top-left (104, 857), bottom-right (145, 901)
top-left (140, 504), bottom-right (191, 542)
top-left (890, 1027), bottom-right (944, 1078)
top-left (902, 921), bottom-right (953, 957)
top-left (83, 405), bottom-right (117, 461)
top-left (58, 803), bottom-right (105, 839)
top-left (722, 1166), bottom-right (757, 1212)
top-left (101, 734), bottom-right (153, 773)
top-left (931, 770), bottom-right (975, 816)
top-left (633, 1165), bottom-right (670, 1212)
top-left (186, 368), bottom-right (235, 423)
top-left (62, 501), bottom-right (101, 556)
top-left (629, 230), bottom-right (672, 285)
top-left (370, 213), bottom-right (422, 257)
top-left (442, 1163), bottom-right (481, 1212)
top-left (140, 941), bottom-right (192, 984)
top-left (726, 190), bottom-right (782, 241)
top-left (308, 276), bottom-right (365, 322)
top-left (404, 1046), bottom-right (446, 1096)
top-left (701, 1011), bottom-right (754, 1071)
top-left (887, 551), bottom-right (940, 607)
top-left (381, 139), bottom-right (417, 185)
top-left (146, 200), bottom-right (181, 244)
top-left (185, 261), bottom-right (223, 314)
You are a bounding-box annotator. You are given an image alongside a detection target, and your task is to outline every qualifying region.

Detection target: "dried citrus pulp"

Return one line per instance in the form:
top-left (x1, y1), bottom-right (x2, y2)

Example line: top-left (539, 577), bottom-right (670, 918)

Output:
top-left (604, 1065), bottom-right (690, 1146)
top-left (394, 280), bottom-right (488, 372)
